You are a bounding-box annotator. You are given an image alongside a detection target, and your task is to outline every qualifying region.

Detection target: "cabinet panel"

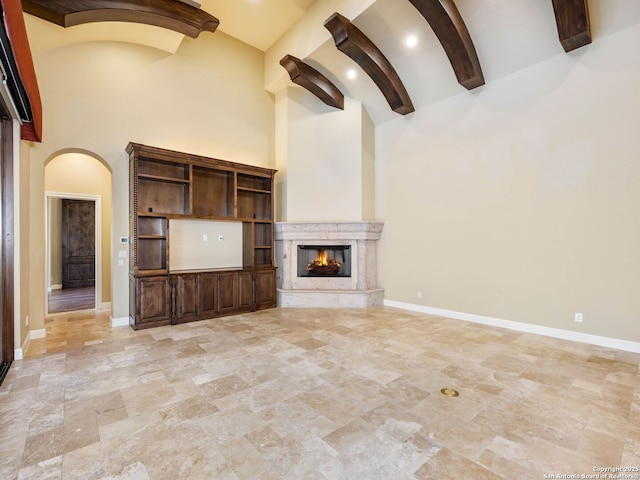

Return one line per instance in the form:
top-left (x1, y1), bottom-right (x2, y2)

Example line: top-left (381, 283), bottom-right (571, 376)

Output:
top-left (238, 271), bottom-right (253, 312)
top-left (218, 272), bottom-right (237, 315)
top-left (199, 273), bottom-right (219, 319)
top-left (255, 268), bottom-right (276, 310)
top-left (134, 276), bottom-right (171, 329)
top-left (173, 274), bottom-right (199, 324)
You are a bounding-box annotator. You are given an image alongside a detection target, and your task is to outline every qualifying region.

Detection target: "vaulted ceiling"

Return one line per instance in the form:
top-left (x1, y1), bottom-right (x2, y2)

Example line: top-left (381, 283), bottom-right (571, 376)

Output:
top-left (22, 0), bottom-right (630, 126)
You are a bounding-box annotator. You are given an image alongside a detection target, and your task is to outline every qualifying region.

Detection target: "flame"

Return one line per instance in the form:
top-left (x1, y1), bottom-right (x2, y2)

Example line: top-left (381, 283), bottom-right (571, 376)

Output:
top-left (316, 249), bottom-right (329, 266)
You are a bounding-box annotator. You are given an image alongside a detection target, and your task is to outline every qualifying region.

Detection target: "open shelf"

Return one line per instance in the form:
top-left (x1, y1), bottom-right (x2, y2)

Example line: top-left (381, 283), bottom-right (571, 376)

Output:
top-left (138, 178), bottom-right (190, 215)
top-left (138, 158), bottom-right (189, 180)
top-left (237, 190), bottom-right (272, 220)
top-left (191, 166), bottom-right (234, 218)
top-left (237, 173), bottom-right (271, 191)
top-left (137, 238), bottom-right (167, 271)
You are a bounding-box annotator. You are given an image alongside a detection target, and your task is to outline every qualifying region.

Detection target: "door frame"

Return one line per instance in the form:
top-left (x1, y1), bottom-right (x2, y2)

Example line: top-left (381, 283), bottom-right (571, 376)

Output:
top-left (45, 191), bottom-right (102, 314)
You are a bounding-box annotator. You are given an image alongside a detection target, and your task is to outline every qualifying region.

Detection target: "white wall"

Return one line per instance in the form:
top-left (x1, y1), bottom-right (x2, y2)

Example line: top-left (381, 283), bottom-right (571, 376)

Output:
top-left (376, 23), bottom-right (640, 343)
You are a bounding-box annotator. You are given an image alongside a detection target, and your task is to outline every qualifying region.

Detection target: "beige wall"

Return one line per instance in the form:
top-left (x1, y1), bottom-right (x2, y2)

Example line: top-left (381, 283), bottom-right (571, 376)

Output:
top-left (279, 89), bottom-right (374, 222)
top-left (22, 18), bottom-right (275, 331)
top-left (45, 153), bottom-right (112, 306)
top-left (376, 23), bottom-right (640, 343)
top-left (48, 197), bottom-right (61, 287)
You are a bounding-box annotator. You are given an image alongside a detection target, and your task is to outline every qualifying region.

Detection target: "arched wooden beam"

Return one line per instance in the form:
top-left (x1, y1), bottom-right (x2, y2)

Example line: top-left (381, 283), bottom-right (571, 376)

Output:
top-left (280, 55), bottom-right (344, 110)
top-left (324, 12), bottom-right (414, 115)
top-left (407, 0), bottom-right (484, 90)
top-left (22, 0), bottom-right (219, 39)
top-left (550, 0), bottom-right (591, 52)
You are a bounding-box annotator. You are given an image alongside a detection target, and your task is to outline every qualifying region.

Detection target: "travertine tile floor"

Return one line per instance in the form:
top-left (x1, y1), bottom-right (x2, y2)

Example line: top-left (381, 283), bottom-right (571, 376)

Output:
top-left (1, 307), bottom-right (639, 480)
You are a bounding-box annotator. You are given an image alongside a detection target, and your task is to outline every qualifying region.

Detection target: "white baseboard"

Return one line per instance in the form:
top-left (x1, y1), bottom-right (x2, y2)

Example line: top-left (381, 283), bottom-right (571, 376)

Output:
top-left (14, 328), bottom-right (46, 360)
top-left (111, 316), bottom-right (129, 327)
top-left (30, 328), bottom-right (46, 339)
top-left (50, 284), bottom-right (62, 290)
top-left (384, 300), bottom-right (640, 354)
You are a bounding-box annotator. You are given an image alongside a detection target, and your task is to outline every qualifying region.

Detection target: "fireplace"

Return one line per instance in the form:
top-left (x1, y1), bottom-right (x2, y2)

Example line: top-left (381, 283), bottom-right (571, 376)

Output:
top-left (297, 245), bottom-right (351, 278)
top-left (275, 222), bottom-right (384, 308)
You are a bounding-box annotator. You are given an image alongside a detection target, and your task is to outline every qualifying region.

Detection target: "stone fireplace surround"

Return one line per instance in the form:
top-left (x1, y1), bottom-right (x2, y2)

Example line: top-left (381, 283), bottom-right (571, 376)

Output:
top-left (275, 222), bottom-right (384, 308)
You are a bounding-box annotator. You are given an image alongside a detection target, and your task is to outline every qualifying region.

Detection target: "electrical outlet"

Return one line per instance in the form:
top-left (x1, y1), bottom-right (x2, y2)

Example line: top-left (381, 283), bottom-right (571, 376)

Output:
top-left (575, 312), bottom-right (583, 323)
top-left (418, 291), bottom-right (422, 298)
top-left (25, 315), bottom-right (29, 326)
top-left (202, 234), bottom-right (208, 242)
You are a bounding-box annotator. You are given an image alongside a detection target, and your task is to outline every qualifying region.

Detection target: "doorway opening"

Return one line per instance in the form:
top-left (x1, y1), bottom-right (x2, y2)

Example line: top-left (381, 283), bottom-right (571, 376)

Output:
top-left (44, 152), bottom-right (112, 316)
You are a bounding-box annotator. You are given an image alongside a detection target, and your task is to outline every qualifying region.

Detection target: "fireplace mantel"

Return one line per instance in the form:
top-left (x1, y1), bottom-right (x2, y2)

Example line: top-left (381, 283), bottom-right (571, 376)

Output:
top-left (275, 222), bottom-right (384, 308)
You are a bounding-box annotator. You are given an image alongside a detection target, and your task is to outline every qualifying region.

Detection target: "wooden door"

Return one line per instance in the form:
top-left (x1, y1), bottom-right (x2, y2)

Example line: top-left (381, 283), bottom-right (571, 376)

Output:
top-left (61, 199), bottom-right (95, 288)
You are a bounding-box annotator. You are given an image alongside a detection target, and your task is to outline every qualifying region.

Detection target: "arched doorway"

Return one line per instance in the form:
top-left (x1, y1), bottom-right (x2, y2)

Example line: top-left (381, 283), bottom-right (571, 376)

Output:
top-left (44, 152), bottom-right (112, 314)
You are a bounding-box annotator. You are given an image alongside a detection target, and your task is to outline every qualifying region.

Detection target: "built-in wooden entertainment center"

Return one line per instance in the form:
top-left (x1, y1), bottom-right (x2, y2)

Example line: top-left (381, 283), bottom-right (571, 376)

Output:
top-left (128, 143), bottom-right (277, 330)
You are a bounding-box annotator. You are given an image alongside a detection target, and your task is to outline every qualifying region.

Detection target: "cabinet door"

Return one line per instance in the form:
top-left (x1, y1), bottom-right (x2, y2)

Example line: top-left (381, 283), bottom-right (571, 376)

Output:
top-left (218, 271), bottom-right (238, 315)
top-left (135, 276), bottom-right (171, 329)
top-left (237, 271), bottom-right (253, 312)
top-left (199, 273), bottom-right (219, 319)
top-left (173, 274), bottom-right (199, 324)
top-left (254, 268), bottom-right (276, 310)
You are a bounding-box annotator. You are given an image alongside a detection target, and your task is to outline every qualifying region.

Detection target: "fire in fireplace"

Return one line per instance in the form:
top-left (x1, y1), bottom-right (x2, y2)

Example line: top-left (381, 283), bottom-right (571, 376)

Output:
top-left (297, 245), bottom-right (351, 277)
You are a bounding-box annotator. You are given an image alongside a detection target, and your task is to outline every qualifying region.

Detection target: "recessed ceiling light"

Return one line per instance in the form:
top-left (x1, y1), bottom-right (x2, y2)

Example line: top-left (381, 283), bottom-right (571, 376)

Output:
top-left (406, 35), bottom-right (418, 48)
top-left (347, 69), bottom-right (357, 79)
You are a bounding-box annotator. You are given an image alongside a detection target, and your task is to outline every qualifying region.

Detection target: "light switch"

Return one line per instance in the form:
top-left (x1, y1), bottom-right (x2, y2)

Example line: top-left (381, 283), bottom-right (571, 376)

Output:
top-left (202, 234), bottom-right (208, 242)
top-left (118, 250), bottom-right (127, 258)
top-left (118, 259), bottom-right (124, 267)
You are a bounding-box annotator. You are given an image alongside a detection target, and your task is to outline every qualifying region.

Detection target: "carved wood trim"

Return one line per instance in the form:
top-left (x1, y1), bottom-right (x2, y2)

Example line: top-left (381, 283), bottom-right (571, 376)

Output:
top-left (407, 0), bottom-right (484, 90)
top-left (324, 12), bottom-right (414, 115)
top-left (550, 0), bottom-right (591, 52)
top-left (22, 0), bottom-right (219, 39)
top-left (280, 55), bottom-right (344, 110)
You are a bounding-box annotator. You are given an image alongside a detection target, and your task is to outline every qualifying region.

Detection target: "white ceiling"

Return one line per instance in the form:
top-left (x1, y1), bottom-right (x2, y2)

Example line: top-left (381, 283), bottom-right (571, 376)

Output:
top-left (201, 0), bottom-right (319, 51)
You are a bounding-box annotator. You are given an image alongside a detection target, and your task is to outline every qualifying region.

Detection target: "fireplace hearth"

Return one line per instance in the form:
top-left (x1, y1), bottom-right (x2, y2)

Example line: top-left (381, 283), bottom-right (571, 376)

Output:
top-left (275, 222), bottom-right (384, 308)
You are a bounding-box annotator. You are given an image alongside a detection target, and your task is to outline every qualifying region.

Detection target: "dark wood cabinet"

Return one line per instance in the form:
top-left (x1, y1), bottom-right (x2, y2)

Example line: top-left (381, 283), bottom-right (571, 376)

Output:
top-left (128, 143), bottom-right (277, 329)
top-left (130, 276), bottom-right (171, 329)
top-left (172, 273), bottom-right (199, 324)
top-left (255, 268), bottom-right (277, 310)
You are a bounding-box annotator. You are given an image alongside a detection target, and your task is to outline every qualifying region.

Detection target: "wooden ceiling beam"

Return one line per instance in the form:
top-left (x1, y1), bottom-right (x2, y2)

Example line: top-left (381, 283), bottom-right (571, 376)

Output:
top-left (280, 55), bottom-right (345, 110)
top-left (550, 0), bottom-right (591, 52)
top-left (324, 12), bottom-right (414, 115)
top-left (407, 0), bottom-right (484, 90)
top-left (21, 0), bottom-right (219, 39)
